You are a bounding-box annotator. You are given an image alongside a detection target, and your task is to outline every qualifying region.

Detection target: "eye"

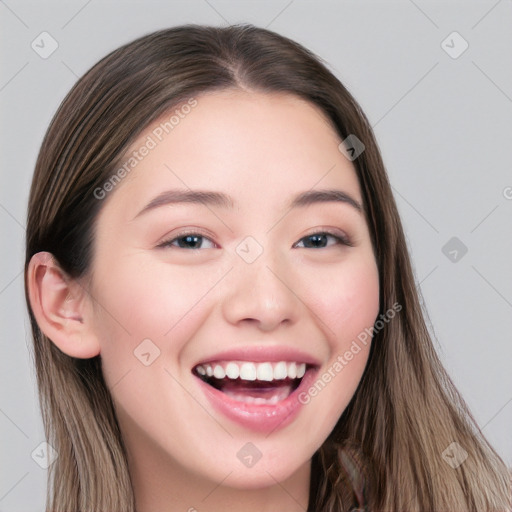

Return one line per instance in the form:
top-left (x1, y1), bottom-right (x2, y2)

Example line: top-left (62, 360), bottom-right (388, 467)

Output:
top-left (158, 231), bottom-right (216, 250)
top-left (294, 231), bottom-right (353, 249)
top-left (157, 229), bottom-right (352, 250)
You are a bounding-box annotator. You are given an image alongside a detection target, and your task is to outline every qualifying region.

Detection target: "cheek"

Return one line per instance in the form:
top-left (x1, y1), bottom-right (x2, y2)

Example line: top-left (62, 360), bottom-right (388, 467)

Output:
top-left (296, 254), bottom-right (379, 424)
top-left (89, 257), bottom-right (225, 385)
top-left (307, 254), bottom-right (380, 343)
top-left (88, 260), bottom-right (230, 462)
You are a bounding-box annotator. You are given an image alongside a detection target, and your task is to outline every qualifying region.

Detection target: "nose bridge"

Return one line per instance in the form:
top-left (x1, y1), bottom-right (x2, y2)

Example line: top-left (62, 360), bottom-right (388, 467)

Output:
top-left (221, 235), bottom-right (301, 330)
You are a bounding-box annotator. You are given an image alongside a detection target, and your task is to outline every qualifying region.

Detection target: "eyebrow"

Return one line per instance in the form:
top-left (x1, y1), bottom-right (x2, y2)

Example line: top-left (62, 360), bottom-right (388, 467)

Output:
top-left (290, 189), bottom-right (362, 212)
top-left (134, 188), bottom-right (363, 218)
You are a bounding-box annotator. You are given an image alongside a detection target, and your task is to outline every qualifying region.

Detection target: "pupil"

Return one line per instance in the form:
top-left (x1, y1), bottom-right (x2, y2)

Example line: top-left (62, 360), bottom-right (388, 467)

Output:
top-left (307, 234), bottom-right (326, 248)
top-left (181, 235), bottom-right (201, 248)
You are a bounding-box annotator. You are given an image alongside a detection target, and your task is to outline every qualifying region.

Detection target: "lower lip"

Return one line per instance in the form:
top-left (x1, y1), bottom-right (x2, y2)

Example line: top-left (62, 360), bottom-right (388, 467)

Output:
top-left (196, 368), bottom-right (318, 433)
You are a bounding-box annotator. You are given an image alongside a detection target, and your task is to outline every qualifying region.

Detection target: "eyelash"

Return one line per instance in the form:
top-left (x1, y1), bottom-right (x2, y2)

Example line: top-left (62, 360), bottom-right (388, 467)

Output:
top-left (157, 229), bottom-right (354, 250)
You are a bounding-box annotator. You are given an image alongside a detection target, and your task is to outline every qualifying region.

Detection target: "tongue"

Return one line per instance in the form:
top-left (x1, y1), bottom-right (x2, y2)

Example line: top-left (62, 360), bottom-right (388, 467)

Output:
top-left (216, 378), bottom-right (295, 404)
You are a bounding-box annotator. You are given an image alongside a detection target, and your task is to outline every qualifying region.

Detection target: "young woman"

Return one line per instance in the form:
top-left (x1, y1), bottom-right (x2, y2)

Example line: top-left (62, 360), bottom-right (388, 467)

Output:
top-left (24, 24), bottom-right (511, 511)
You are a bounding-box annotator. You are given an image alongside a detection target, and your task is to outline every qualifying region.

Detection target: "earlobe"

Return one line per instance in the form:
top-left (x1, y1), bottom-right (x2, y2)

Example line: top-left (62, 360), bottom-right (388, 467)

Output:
top-left (27, 251), bottom-right (101, 359)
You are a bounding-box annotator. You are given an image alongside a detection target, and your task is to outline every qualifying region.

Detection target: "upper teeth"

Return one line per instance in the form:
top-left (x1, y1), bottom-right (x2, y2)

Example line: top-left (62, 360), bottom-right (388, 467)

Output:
top-left (195, 361), bottom-right (307, 381)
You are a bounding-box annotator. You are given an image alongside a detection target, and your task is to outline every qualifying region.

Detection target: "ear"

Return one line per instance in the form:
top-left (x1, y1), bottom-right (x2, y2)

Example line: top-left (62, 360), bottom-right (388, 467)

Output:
top-left (27, 252), bottom-right (101, 359)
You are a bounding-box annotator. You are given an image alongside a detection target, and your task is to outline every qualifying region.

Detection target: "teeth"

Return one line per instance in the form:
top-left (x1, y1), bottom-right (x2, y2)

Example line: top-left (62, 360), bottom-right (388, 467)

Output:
top-left (273, 361), bottom-right (287, 380)
top-left (195, 361), bottom-right (308, 382)
top-left (240, 362), bottom-right (257, 381)
top-left (223, 385), bottom-right (292, 404)
top-left (213, 365), bottom-right (225, 379)
top-left (225, 362), bottom-right (239, 379)
top-left (256, 362), bottom-right (273, 381)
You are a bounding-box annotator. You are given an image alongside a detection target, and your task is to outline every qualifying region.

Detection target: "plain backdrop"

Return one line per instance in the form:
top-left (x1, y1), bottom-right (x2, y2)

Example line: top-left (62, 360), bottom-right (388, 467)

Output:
top-left (1, 1), bottom-right (511, 510)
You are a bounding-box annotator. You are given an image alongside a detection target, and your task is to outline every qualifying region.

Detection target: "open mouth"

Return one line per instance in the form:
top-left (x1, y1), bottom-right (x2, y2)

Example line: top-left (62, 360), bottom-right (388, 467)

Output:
top-left (193, 361), bottom-right (311, 405)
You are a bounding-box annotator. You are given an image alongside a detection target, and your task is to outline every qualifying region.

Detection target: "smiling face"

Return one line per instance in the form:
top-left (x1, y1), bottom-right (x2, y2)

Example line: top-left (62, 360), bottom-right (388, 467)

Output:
top-left (85, 89), bottom-right (379, 495)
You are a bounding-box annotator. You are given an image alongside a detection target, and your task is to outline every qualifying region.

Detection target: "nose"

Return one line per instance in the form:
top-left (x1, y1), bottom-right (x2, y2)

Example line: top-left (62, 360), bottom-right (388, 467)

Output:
top-left (221, 244), bottom-right (302, 332)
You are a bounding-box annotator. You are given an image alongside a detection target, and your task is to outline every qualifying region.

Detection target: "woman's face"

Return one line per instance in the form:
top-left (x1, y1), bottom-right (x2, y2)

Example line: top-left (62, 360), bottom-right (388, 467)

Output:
top-left (86, 90), bottom-right (379, 489)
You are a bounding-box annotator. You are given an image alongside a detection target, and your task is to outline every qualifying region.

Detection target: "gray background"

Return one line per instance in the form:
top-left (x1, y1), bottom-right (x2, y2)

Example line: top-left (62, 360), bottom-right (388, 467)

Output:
top-left (1, 1), bottom-right (511, 510)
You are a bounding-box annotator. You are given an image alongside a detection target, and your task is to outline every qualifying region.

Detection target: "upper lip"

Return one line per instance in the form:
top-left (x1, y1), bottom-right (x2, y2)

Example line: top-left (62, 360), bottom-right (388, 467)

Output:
top-left (192, 345), bottom-right (322, 368)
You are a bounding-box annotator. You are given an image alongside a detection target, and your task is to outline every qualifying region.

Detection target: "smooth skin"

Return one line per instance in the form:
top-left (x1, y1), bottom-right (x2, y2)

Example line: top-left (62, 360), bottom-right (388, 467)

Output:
top-left (28, 89), bottom-right (380, 512)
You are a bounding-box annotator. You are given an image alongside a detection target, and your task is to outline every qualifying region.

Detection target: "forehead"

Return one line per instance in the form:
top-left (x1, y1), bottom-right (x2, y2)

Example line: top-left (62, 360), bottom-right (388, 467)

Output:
top-left (99, 90), bottom-right (362, 220)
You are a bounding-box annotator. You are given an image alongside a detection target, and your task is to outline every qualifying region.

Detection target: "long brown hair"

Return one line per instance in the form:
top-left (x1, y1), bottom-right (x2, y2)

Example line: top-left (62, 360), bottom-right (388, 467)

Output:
top-left (24, 24), bottom-right (511, 511)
